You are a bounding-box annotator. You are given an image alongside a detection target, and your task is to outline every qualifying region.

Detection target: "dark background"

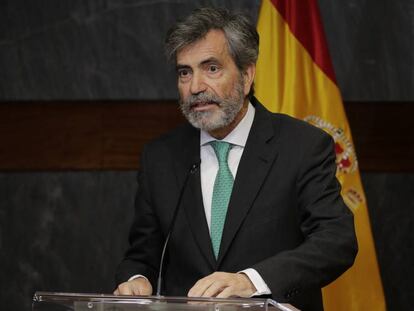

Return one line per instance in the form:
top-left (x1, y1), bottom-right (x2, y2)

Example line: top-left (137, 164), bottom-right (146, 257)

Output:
top-left (0, 1), bottom-right (413, 310)
top-left (2, 0), bottom-right (413, 101)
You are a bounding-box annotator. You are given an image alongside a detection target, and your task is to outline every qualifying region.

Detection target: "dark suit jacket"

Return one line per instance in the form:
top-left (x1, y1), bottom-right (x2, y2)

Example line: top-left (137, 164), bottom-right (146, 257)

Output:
top-left (116, 97), bottom-right (357, 311)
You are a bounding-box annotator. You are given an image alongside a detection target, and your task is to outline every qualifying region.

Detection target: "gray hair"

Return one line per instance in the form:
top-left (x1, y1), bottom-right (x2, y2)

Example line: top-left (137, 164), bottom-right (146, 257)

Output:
top-left (165, 7), bottom-right (259, 77)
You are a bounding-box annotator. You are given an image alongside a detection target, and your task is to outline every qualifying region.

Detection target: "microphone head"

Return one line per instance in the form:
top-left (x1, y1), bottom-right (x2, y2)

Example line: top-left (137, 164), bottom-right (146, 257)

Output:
top-left (190, 159), bottom-right (201, 174)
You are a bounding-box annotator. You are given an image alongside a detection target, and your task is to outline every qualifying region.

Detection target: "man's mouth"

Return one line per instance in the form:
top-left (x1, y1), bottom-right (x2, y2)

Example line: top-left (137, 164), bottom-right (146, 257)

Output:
top-left (190, 101), bottom-right (219, 111)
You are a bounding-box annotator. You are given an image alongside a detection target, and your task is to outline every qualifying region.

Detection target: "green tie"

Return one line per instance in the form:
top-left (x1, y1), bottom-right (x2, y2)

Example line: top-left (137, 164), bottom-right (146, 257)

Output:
top-left (210, 141), bottom-right (234, 258)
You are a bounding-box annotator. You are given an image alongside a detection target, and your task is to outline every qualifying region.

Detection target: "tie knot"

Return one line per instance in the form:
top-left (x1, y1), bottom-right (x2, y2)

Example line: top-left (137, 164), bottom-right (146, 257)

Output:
top-left (210, 141), bottom-right (232, 164)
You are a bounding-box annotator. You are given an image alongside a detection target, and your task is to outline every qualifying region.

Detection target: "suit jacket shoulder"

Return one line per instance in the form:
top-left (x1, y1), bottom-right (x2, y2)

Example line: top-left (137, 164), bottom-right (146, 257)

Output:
top-left (253, 100), bottom-right (333, 147)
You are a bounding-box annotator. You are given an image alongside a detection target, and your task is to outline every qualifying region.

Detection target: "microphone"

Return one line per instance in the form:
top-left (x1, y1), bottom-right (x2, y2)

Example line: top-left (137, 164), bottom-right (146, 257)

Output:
top-left (156, 160), bottom-right (201, 297)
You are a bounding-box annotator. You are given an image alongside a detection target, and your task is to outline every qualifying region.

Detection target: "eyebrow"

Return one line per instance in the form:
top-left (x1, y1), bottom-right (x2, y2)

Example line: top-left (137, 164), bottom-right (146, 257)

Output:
top-left (199, 57), bottom-right (221, 66)
top-left (176, 64), bottom-right (190, 71)
top-left (176, 57), bottom-right (221, 71)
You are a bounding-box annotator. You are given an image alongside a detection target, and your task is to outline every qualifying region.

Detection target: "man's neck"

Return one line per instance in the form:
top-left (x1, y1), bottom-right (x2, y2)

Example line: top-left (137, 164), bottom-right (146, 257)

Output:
top-left (208, 100), bottom-right (249, 140)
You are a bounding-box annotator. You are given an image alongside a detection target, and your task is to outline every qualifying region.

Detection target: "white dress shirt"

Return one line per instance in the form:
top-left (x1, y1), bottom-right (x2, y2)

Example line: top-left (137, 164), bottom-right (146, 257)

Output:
top-left (200, 102), bottom-right (271, 296)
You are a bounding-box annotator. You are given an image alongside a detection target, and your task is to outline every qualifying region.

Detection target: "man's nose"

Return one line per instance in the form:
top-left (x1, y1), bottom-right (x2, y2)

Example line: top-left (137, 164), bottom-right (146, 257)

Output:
top-left (190, 72), bottom-right (207, 95)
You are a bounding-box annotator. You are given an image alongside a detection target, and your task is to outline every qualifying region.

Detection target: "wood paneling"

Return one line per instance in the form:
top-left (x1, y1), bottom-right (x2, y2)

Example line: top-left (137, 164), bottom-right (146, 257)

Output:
top-left (0, 101), bottom-right (185, 170)
top-left (344, 102), bottom-right (414, 171)
top-left (0, 101), bottom-right (412, 171)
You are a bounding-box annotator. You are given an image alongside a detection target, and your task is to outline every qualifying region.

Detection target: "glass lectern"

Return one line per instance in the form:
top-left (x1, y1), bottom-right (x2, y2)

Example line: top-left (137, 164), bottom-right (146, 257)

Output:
top-left (33, 292), bottom-right (299, 311)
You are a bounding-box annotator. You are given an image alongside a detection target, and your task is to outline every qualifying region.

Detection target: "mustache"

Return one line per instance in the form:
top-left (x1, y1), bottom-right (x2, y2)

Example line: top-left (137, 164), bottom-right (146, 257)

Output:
top-left (182, 92), bottom-right (222, 107)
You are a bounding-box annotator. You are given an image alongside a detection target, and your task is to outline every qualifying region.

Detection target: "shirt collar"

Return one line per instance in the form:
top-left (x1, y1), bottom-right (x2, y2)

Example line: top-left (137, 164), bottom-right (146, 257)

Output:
top-left (200, 101), bottom-right (255, 147)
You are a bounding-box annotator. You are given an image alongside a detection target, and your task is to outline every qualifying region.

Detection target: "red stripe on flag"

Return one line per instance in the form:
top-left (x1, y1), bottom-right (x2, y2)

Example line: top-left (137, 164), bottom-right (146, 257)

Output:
top-left (270, 0), bottom-right (337, 82)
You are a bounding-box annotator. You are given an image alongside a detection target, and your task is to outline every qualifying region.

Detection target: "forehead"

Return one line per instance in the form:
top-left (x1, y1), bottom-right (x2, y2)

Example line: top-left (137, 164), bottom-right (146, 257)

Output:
top-left (176, 29), bottom-right (234, 66)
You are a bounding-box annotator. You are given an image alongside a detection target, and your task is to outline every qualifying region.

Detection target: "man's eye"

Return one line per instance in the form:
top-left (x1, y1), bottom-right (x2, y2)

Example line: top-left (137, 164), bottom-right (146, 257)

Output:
top-left (178, 69), bottom-right (189, 77)
top-left (209, 65), bottom-right (219, 72)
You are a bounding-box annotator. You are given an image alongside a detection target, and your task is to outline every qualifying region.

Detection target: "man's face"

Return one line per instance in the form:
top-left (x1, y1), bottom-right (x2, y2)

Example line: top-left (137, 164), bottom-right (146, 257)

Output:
top-left (176, 30), bottom-right (251, 136)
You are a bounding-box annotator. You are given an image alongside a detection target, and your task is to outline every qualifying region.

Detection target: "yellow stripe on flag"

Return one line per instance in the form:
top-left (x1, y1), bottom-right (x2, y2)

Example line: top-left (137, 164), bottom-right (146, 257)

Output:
top-left (255, 0), bottom-right (386, 310)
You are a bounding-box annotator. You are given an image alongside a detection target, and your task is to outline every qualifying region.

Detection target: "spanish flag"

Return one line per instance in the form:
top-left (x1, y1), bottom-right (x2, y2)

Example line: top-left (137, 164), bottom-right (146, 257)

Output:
top-left (255, 0), bottom-right (386, 310)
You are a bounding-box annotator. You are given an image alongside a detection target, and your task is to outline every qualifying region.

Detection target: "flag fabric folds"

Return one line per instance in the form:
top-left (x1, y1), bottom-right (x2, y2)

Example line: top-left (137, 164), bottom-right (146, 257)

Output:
top-left (255, 0), bottom-right (386, 310)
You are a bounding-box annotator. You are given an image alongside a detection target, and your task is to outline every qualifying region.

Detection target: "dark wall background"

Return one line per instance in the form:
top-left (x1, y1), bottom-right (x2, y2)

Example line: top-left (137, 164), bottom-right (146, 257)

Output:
top-left (0, 0), bottom-right (260, 100)
top-left (1, 0), bottom-right (413, 101)
top-left (1, 172), bottom-right (412, 310)
top-left (1, 1), bottom-right (413, 311)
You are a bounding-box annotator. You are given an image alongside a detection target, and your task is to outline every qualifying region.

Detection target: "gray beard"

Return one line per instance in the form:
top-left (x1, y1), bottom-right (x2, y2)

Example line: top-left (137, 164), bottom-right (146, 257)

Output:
top-left (179, 80), bottom-right (245, 132)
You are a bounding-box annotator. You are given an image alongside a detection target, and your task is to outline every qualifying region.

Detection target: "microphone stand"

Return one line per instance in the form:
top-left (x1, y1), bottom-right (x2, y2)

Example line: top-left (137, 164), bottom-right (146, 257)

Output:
top-left (156, 160), bottom-right (200, 297)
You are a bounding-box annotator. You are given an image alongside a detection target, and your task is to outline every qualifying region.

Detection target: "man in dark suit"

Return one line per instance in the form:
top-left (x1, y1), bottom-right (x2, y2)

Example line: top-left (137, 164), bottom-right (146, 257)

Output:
top-left (114, 8), bottom-right (357, 310)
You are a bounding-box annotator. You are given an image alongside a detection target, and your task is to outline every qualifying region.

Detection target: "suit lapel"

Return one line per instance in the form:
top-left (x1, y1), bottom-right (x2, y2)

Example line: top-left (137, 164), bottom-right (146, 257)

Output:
top-left (217, 102), bottom-right (280, 266)
top-left (171, 125), bottom-right (216, 269)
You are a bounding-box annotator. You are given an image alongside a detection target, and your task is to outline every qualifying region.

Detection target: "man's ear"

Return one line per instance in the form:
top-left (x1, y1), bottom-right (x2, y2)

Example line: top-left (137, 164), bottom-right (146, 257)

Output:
top-left (242, 63), bottom-right (256, 96)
